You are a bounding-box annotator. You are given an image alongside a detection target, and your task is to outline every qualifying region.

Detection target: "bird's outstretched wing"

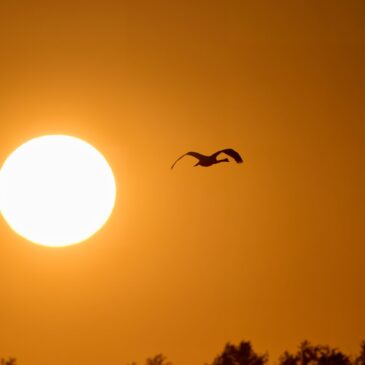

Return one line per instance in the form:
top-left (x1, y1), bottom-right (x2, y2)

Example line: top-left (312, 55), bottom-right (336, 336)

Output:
top-left (171, 151), bottom-right (206, 169)
top-left (214, 148), bottom-right (243, 163)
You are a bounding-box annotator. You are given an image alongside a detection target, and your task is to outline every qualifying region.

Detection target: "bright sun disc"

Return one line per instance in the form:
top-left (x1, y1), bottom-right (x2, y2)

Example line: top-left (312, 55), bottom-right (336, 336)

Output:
top-left (0, 135), bottom-right (116, 247)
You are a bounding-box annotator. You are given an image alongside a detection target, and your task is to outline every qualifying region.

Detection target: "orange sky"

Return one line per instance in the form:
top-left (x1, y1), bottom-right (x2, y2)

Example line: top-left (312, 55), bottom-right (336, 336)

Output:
top-left (0, 1), bottom-right (364, 365)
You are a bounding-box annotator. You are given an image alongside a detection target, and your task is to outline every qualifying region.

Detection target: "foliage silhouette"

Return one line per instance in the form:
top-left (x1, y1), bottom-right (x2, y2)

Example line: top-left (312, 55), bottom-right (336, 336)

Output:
top-left (207, 341), bottom-right (268, 365)
top-left (146, 354), bottom-right (172, 365)
top-left (355, 342), bottom-right (365, 365)
top-left (3, 340), bottom-right (365, 365)
top-left (279, 341), bottom-right (351, 365)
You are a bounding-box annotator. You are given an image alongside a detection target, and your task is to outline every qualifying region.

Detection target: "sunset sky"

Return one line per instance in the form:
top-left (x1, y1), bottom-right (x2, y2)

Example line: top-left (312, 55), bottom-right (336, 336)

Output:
top-left (0, 1), bottom-right (364, 365)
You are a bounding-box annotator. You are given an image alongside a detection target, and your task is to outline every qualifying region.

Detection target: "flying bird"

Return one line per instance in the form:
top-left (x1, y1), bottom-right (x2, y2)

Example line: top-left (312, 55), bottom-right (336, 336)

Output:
top-left (171, 148), bottom-right (243, 169)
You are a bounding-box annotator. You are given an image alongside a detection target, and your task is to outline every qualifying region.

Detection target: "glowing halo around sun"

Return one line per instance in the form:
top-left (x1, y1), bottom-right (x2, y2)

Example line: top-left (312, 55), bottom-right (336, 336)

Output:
top-left (0, 135), bottom-right (117, 247)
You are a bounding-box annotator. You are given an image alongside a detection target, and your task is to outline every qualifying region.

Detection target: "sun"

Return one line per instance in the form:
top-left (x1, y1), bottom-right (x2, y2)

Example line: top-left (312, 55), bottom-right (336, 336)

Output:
top-left (0, 135), bottom-right (117, 247)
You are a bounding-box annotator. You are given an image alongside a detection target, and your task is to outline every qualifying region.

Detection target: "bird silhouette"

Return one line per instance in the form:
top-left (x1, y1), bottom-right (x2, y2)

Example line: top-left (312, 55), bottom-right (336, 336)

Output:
top-left (171, 148), bottom-right (243, 169)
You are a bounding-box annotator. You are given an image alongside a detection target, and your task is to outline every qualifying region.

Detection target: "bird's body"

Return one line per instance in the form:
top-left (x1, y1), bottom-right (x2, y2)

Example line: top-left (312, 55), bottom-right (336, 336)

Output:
top-left (171, 149), bottom-right (243, 169)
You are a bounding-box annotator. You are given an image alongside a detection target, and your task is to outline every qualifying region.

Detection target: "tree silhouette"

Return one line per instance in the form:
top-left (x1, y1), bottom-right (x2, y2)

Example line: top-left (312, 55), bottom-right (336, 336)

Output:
top-left (279, 341), bottom-right (350, 365)
top-left (146, 354), bottom-right (172, 365)
top-left (208, 341), bottom-right (268, 365)
top-left (3, 340), bottom-right (365, 365)
top-left (355, 342), bottom-right (365, 365)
